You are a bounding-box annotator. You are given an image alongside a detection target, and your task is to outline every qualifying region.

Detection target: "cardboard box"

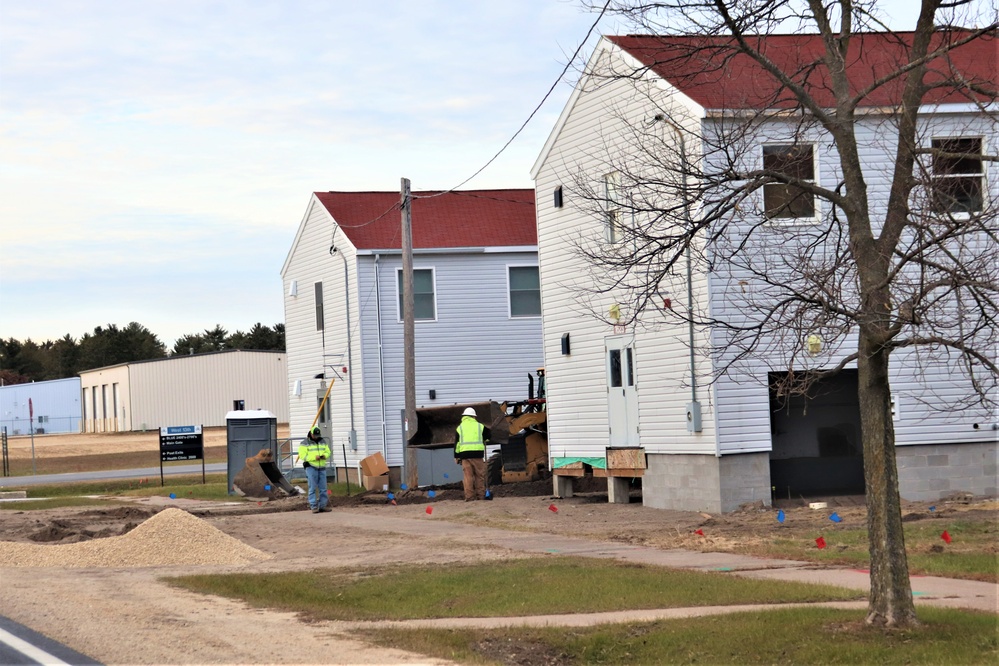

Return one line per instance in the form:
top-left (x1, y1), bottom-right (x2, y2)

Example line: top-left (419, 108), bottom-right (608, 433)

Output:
top-left (360, 452), bottom-right (389, 477)
top-left (363, 474), bottom-right (390, 492)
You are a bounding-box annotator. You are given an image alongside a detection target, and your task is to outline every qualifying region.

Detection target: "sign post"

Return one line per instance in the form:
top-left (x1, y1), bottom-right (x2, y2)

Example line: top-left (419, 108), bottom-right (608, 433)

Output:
top-left (28, 398), bottom-right (35, 475)
top-left (159, 425), bottom-right (205, 486)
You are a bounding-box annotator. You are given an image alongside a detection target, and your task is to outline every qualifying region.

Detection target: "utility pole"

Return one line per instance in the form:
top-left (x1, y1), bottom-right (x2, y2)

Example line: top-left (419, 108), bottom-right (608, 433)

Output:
top-left (401, 177), bottom-right (418, 488)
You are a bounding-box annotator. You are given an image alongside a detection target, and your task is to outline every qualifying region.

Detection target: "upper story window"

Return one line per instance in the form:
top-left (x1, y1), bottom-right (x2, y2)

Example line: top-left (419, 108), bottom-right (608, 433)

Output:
top-left (931, 137), bottom-right (984, 215)
top-left (763, 144), bottom-right (816, 220)
top-left (314, 282), bottom-right (324, 331)
top-left (397, 268), bottom-right (436, 321)
top-left (508, 266), bottom-right (541, 317)
top-left (604, 172), bottom-right (623, 242)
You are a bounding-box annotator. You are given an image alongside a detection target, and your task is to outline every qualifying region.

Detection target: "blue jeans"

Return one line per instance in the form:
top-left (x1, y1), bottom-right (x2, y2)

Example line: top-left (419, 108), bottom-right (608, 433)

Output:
top-left (305, 465), bottom-right (328, 510)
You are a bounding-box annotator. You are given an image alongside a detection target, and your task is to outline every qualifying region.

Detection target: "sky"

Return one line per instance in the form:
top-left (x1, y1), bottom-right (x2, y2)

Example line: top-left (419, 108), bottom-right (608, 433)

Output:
top-left (0, 0), bottom-right (940, 349)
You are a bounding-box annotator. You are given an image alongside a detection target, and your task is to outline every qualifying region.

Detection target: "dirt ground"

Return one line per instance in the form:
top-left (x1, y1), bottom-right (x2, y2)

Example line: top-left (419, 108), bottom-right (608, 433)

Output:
top-left (0, 431), bottom-right (996, 665)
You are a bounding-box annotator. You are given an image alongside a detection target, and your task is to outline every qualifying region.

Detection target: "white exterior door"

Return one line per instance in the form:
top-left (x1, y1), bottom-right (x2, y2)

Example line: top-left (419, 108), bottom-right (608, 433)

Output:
top-left (606, 335), bottom-right (640, 446)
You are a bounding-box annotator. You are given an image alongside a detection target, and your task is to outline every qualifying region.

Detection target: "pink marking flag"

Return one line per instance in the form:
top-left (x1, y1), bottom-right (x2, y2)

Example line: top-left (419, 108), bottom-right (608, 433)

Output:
top-left (695, 529), bottom-right (705, 536)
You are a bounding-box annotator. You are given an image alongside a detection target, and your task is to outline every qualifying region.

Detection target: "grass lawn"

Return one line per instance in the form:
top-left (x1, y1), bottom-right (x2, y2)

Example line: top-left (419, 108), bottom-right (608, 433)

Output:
top-left (0, 475), bottom-right (355, 510)
top-left (167, 557), bottom-right (860, 621)
top-left (740, 520), bottom-right (998, 583)
top-left (2, 446), bottom-right (229, 475)
top-left (365, 606), bottom-right (998, 665)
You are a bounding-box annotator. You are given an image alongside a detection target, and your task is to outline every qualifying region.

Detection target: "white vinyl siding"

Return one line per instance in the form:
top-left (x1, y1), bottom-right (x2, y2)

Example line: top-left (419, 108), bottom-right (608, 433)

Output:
top-left (359, 252), bottom-right (544, 466)
top-left (282, 197), bottom-right (365, 458)
top-left (708, 114), bottom-right (996, 454)
top-left (533, 41), bottom-right (715, 461)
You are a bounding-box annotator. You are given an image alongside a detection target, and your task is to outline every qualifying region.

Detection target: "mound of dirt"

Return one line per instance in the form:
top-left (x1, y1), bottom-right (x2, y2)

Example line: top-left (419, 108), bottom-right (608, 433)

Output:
top-left (0, 508), bottom-right (270, 568)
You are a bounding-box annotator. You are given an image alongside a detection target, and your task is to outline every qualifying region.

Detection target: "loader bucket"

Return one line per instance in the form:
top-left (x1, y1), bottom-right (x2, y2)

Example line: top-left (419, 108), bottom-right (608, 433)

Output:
top-left (409, 402), bottom-right (509, 448)
top-left (258, 461), bottom-right (297, 495)
top-left (233, 453), bottom-right (298, 498)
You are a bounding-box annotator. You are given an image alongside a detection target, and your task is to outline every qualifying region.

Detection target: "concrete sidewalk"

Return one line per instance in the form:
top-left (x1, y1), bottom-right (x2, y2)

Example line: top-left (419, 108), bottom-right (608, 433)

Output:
top-left (322, 510), bottom-right (999, 615)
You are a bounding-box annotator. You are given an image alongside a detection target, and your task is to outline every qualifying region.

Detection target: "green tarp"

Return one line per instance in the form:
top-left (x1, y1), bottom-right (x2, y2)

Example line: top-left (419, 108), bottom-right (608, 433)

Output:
top-left (552, 456), bottom-right (607, 470)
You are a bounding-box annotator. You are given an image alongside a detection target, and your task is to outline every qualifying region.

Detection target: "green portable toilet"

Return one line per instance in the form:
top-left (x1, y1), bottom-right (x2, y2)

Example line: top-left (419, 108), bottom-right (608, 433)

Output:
top-left (225, 409), bottom-right (277, 495)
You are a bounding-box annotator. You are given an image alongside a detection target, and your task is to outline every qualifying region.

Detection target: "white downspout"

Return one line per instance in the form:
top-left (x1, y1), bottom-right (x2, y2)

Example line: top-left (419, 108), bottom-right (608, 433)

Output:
top-left (374, 254), bottom-right (388, 460)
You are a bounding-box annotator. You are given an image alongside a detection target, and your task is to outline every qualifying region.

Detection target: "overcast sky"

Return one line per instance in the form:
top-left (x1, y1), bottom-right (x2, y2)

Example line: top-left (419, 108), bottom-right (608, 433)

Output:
top-left (0, 0), bottom-right (941, 348)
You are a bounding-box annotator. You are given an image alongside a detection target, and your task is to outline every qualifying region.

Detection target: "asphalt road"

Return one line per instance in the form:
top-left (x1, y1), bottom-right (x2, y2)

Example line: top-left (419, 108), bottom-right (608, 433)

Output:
top-left (0, 614), bottom-right (101, 665)
top-left (0, 462), bottom-right (227, 488)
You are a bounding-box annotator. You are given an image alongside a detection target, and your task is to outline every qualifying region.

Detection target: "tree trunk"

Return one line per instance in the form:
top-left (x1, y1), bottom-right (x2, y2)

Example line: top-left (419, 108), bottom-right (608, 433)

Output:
top-left (857, 330), bottom-right (918, 627)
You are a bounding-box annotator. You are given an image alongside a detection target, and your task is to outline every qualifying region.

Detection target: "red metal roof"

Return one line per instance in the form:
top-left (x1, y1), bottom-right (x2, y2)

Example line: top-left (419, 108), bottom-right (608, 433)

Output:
top-left (315, 189), bottom-right (536, 250)
top-left (608, 30), bottom-right (997, 109)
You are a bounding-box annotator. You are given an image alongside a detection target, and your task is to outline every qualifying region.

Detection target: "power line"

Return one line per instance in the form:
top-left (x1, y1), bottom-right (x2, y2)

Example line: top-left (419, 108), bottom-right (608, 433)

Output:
top-left (334, 202), bottom-right (401, 229)
top-left (413, 0), bottom-right (612, 199)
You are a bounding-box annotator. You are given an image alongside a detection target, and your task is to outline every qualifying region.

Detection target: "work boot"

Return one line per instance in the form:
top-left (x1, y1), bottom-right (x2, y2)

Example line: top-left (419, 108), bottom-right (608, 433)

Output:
top-left (320, 506), bottom-right (332, 512)
top-left (311, 507), bottom-right (320, 513)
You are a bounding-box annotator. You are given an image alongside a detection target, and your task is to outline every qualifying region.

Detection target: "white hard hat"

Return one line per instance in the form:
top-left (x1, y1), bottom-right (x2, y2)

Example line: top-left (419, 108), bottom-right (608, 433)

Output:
top-left (462, 407), bottom-right (477, 417)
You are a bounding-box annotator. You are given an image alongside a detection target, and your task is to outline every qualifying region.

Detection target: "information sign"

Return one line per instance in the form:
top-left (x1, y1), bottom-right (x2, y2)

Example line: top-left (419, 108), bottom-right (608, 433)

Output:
top-left (159, 425), bottom-right (204, 461)
top-left (159, 425), bottom-right (206, 486)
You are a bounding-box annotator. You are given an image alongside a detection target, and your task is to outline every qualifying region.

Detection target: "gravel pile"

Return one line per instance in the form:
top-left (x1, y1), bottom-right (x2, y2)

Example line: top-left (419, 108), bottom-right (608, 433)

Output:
top-left (0, 508), bottom-right (270, 568)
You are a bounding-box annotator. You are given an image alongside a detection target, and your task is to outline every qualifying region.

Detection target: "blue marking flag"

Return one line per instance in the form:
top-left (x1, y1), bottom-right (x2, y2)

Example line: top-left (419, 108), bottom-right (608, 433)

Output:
top-left (401, 483), bottom-right (408, 490)
top-left (929, 506), bottom-right (936, 512)
top-left (485, 489), bottom-right (491, 498)
top-left (777, 509), bottom-right (785, 523)
top-left (443, 473), bottom-right (449, 479)
top-left (265, 484), bottom-right (271, 491)
top-left (169, 493), bottom-right (176, 499)
top-left (428, 490), bottom-right (436, 498)
top-left (387, 492), bottom-right (395, 500)
top-left (830, 512), bottom-right (842, 523)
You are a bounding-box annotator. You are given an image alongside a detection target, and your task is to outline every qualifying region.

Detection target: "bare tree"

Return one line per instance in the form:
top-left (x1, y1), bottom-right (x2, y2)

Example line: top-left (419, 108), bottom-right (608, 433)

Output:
top-left (567, 0), bottom-right (997, 627)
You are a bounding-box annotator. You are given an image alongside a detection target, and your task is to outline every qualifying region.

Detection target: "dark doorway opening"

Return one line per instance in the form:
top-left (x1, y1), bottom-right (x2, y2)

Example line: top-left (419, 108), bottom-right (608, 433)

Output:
top-left (769, 369), bottom-right (865, 498)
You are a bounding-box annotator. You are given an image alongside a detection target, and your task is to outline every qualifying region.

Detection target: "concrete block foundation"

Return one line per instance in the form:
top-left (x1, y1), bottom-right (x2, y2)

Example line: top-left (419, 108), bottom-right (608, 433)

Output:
top-left (607, 476), bottom-right (630, 504)
top-left (643, 452), bottom-right (771, 513)
top-left (553, 474), bottom-right (575, 498)
top-left (897, 441), bottom-right (998, 501)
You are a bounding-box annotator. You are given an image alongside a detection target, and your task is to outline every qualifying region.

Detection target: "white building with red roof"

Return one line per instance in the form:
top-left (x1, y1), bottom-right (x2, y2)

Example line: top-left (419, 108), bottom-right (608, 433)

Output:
top-left (532, 31), bottom-right (996, 512)
top-left (281, 189), bottom-right (543, 484)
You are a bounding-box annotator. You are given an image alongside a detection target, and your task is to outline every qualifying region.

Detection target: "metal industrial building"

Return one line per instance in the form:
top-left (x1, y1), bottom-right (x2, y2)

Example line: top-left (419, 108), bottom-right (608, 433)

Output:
top-left (0, 377), bottom-right (82, 436)
top-left (79, 350), bottom-right (288, 432)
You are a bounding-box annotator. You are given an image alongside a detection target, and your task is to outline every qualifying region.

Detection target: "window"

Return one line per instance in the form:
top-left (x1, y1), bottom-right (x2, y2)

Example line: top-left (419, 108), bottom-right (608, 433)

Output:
top-left (763, 144), bottom-right (815, 219)
top-left (609, 349), bottom-right (622, 387)
top-left (509, 266), bottom-right (541, 317)
top-left (397, 268), bottom-right (436, 320)
top-left (604, 172), bottom-right (622, 242)
top-left (931, 137), bottom-right (983, 214)
top-left (314, 282), bottom-right (324, 331)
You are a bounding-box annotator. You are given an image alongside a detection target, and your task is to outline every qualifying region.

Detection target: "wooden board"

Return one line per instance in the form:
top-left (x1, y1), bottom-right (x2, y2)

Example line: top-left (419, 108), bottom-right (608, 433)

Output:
top-left (606, 447), bottom-right (646, 470)
top-left (606, 467), bottom-right (645, 477)
top-left (553, 467), bottom-right (585, 477)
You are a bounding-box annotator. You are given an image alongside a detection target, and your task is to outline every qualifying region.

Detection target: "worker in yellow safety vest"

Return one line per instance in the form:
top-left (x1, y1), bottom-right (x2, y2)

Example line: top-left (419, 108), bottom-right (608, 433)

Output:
top-left (299, 426), bottom-right (331, 513)
top-left (454, 407), bottom-right (489, 501)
